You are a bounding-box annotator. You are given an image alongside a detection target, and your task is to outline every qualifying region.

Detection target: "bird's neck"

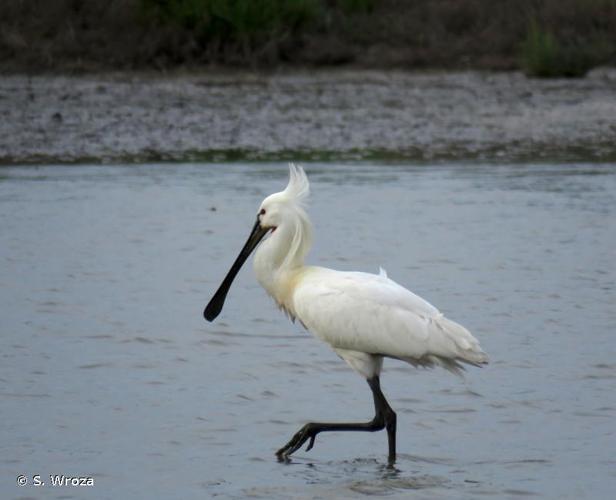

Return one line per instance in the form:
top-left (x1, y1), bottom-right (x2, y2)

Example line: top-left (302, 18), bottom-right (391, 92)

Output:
top-left (253, 209), bottom-right (312, 312)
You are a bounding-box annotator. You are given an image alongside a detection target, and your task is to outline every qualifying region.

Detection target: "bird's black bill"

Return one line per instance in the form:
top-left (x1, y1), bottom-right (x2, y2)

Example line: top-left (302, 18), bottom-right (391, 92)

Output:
top-left (204, 218), bottom-right (269, 322)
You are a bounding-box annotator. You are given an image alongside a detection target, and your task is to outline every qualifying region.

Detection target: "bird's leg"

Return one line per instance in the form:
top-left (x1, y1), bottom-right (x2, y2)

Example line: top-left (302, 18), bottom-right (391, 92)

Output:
top-left (369, 375), bottom-right (397, 464)
top-left (275, 375), bottom-right (397, 464)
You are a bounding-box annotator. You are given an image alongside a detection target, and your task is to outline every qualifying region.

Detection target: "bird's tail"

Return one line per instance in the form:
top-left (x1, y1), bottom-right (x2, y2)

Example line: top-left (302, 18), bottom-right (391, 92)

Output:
top-left (401, 321), bottom-right (488, 375)
top-left (403, 315), bottom-right (488, 376)
top-left (433, 315), bottom-right (489, 366)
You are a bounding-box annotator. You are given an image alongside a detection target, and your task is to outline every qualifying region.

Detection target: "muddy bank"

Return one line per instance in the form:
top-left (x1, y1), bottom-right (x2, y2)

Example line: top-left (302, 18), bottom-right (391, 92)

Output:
top-left (2, 69), bottom-right (616, 165)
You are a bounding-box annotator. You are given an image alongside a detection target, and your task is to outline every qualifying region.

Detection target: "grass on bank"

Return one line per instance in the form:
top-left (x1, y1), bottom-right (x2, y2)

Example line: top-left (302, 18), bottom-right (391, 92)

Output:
top-left (520, 20), bottom-right (607, 77)
top-left (0, 0), bottom-right (614, 74)
top-left (139, 0), bottom-right (373, 60)
top-left (141, 0), bottom-right (321, 55)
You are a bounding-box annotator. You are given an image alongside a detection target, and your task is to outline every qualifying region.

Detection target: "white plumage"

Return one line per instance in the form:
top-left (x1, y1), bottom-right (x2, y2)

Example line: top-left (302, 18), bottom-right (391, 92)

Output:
top-left (291, 267), bottom-right (487, 378)
top-left (204, 163), bottom-right (488, 464)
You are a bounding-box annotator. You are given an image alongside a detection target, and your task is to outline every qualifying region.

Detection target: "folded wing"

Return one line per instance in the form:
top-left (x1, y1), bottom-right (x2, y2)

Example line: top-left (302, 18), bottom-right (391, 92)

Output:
top-left (293, 267), bottom-right (488, 374)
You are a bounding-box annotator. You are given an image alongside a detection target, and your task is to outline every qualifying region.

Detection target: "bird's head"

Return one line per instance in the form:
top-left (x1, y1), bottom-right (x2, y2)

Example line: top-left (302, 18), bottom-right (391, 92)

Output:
top-left (203, 164), bottom-right (311, 322)
top-left (257, 164), bottom-right (310, 232)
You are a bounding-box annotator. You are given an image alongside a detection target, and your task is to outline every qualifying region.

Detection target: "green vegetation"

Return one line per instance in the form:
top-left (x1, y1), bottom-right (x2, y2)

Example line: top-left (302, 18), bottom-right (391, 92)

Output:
top-left (521, 20), bottom-right (606, 77)
top-left (137, 0), bottom-right (378, 63)
top-left (338, 0), bottom-right (374, 14)
top-left (141, 0), bottom-right (321, 54)
top-left (0, 0), bottom-right (614, 75)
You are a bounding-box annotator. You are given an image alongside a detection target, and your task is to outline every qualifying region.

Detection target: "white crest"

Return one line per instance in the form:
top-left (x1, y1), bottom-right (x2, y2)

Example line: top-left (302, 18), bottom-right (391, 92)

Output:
top-left (283, 164), bottom-right (310, 205)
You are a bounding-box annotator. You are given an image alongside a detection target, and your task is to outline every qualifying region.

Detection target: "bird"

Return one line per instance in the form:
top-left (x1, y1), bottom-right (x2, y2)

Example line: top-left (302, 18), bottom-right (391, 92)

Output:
top-left (204, 164), bottom-right (488, 465)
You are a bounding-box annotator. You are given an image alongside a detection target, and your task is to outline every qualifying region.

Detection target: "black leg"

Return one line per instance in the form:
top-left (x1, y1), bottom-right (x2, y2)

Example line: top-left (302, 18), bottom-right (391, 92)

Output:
top-left (368, 376), bottom-right (397, 464)
top-left (276, 375), bottom-right (397, 464)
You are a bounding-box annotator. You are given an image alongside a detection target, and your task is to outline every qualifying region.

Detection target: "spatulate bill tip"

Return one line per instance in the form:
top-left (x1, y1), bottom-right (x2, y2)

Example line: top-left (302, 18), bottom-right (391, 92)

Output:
top-left (203, 302), bottom-right (221, 322)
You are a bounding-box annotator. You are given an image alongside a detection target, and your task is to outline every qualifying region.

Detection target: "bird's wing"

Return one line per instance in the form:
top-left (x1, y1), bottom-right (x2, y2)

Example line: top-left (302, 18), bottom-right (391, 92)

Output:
top-left (293, 268), bottom-right (486, 366)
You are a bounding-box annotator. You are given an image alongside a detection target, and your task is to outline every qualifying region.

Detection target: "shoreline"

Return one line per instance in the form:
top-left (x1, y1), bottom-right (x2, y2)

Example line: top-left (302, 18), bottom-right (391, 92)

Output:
top-left (3, 68), bottom-right (616, 165)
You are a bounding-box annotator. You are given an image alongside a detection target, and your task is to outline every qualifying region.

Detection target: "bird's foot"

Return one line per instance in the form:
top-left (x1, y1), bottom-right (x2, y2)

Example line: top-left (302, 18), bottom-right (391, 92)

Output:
top-left (275, 423), bottom-right (318, 460)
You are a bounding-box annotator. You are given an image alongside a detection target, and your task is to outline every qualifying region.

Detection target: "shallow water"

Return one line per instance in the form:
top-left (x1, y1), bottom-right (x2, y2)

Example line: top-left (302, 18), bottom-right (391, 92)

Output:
top-left (1, 162), bottom-right (615, 499)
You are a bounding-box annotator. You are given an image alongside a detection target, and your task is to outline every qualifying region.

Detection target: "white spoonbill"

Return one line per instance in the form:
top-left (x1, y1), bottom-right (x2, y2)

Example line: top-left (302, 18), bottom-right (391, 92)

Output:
top-left (204, 164), bottom-right (488, 464)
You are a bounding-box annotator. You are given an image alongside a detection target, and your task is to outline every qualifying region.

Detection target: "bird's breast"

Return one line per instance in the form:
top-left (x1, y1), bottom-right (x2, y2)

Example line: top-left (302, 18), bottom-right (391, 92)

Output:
top-left (255, 265), bottom-right (311, 323)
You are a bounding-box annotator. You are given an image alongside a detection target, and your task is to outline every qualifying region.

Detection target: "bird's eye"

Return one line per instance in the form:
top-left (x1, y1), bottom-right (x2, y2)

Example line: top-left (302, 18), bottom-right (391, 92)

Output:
top-left (259, 208), bottom-right (266, 216)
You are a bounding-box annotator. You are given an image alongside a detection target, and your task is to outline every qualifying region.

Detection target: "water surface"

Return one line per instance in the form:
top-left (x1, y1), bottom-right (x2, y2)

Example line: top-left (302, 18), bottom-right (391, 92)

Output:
top-left (1, 162), bottom-right (615, 499)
